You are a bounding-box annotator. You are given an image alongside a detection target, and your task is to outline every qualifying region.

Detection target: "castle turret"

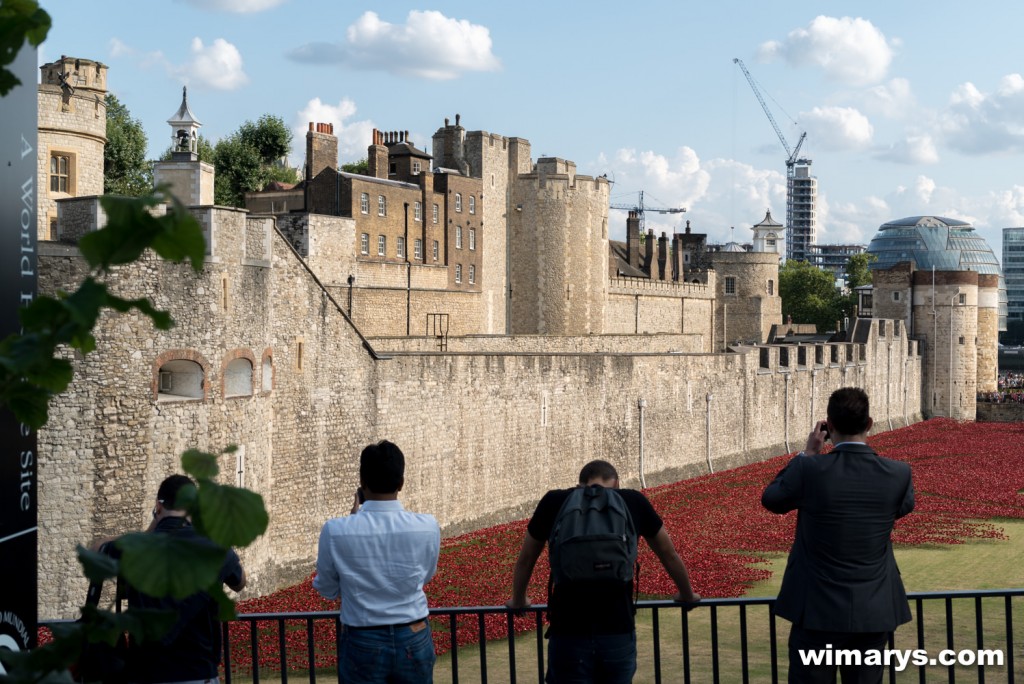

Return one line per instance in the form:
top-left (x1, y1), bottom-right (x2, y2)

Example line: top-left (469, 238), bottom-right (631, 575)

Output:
top-left (37, 56), bottom-right (108, 240)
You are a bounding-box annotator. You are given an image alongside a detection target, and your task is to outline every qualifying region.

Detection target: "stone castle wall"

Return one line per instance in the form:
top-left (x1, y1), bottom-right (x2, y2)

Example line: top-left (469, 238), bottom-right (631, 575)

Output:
top-left (36, 202), bottom-right (924, 619)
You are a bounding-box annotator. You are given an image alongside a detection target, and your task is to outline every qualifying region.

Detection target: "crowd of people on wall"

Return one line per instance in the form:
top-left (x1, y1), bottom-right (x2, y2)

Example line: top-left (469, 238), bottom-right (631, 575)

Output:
top-left (977, 371), bottom-right (1024, 403)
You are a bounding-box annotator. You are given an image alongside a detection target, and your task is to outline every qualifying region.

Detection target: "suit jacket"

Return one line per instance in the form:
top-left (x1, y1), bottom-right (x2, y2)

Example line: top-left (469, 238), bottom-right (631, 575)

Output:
top-left (762, 442), bottom-right (914, 632)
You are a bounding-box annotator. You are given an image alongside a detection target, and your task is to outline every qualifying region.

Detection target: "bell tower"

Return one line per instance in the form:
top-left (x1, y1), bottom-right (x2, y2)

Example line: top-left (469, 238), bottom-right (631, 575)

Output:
top-left (152, 87), bottom-right (214, 206)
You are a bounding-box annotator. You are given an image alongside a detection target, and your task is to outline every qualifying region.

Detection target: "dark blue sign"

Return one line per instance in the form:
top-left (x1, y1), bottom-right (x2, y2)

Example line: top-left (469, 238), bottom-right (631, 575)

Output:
top-left (0, 41), bottom-right (39, 664)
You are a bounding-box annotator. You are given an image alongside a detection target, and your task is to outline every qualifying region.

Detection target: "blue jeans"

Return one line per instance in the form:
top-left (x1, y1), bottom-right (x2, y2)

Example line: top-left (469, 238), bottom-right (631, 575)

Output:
top-left (338, 622), bottom-right (436, 683)
top-left (547, 632), bottom-right (637, 684)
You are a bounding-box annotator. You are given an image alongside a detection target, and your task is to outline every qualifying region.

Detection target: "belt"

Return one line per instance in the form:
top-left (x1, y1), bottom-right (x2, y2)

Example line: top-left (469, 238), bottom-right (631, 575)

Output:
top-left (345, 618), bottom-right (428, 631)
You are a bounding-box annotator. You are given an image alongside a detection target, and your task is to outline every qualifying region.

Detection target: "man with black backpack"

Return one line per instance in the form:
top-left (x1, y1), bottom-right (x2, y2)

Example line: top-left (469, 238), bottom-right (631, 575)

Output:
top-left (506, 460), bottom-right (699, 683)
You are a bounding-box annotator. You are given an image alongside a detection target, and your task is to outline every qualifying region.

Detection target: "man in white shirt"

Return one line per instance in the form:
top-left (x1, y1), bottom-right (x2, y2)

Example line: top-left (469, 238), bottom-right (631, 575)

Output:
top-left (314, 441), bottom-right (441, 683)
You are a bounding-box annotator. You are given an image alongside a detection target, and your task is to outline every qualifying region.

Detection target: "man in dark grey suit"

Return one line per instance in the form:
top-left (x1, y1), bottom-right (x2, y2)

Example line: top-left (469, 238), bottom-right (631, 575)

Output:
top-left (763, 387), bottom-right (914, 684)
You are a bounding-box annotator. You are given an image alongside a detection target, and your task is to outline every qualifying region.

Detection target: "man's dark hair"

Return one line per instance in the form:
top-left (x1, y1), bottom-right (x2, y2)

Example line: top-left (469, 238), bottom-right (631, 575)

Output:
top-left (578, 459), bottom-right (619, 484)
top-left (360, 440), bottom-right (405, 493)
top-left (827, 387), bottom-right (871, 436)
top-left (157, 474), bottom-right (195, 511)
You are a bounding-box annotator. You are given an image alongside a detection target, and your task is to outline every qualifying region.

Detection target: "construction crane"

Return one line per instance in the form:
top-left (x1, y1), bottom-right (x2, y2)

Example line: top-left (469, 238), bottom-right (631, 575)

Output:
top-left (609, 191), bottom-right (686, 233)
top-left (733, 57), bottom-right (816, 262)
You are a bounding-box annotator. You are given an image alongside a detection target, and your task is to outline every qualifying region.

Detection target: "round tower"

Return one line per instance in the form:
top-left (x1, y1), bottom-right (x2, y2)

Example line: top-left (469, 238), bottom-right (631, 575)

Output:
top-left (37, 56), bottom-right (108, 240)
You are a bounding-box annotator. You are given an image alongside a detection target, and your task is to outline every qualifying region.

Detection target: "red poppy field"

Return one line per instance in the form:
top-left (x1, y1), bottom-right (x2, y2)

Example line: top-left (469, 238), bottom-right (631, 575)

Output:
top-left (230, 418), bottom-right (1024, 673)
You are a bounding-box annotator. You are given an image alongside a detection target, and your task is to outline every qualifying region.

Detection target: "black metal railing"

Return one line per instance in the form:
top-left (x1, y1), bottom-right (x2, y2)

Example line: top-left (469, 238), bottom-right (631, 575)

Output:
top-left (202, 589), bottom-right (1021, 684)
top-left (41, 588), bottom-right (1022, 683)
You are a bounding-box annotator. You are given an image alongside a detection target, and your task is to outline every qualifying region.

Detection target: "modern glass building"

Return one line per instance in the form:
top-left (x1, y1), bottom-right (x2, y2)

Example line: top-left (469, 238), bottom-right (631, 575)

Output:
top-left (1005, 227), bottom-right (1024, 324)
top-left (866, 216), bottom-right (1007, 329)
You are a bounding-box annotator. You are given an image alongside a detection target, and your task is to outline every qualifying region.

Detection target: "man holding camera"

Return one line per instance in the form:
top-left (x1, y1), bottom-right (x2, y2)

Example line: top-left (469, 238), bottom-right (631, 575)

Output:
top-left (313, 441), bottom-right (440, 683)
top-left (762, 387), bottom-right (915, 684)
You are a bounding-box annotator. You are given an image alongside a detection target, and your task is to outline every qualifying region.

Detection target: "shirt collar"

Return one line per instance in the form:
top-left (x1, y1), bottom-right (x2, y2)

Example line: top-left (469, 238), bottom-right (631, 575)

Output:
top-left (359, 500), bottom-right (405, 512)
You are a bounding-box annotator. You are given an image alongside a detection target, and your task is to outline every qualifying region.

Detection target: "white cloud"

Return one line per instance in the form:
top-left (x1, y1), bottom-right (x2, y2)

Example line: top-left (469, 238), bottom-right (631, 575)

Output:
top-left (288, 10), bottom-right (500, 80)
top-left (108, 38), bottom-right (133, 58)
top-left (875, 133), bottom-right (939, 165)
top-left (941, 74), bottom-right (1024, 154)
top-left (861, 78), bottom-right (915, 118)
top-left (602, 149), bottom-right (789, 244)
top-left (800, 106), bottom-right (874, 150)
top-left (294, 97), bottom-right (376, 165)
top-left (175, 37), bottom-right (248, 91)
top-left (181, 0), bottom-right (287, 13)
top-left (758, 16), bottom-right (893, 86)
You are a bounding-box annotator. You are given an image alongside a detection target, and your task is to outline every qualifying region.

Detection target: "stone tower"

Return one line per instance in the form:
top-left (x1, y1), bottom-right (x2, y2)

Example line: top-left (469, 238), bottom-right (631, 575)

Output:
top-left (152, 87), bottom-right (214, 206)
top-left (37, 56), bottom-right (108, 240)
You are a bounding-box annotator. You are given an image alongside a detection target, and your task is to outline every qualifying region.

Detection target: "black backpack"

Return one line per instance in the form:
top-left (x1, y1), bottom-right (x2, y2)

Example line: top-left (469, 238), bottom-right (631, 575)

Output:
top-left (548, 486), bottom-right (638, 586)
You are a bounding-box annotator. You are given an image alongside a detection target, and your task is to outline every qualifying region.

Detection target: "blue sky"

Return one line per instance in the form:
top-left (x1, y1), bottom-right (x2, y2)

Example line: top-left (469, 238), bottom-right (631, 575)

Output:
top-left (40, 1), bottom-right (1024, 258)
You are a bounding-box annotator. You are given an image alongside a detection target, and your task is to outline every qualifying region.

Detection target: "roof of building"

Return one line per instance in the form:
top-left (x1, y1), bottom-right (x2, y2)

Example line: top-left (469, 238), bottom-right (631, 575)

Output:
top-left (721, 242), bottom-right (746, 253)
top-left (167, 86), bottom-right (201, 126)
top-left (387, 141), bottom-right (432, 160)
top-left (866, 215), bottom-right (1001, 275)
top-left (608, 240), bottom-right (649, 278)
top-left (752, 209), bottom-right (783, 229)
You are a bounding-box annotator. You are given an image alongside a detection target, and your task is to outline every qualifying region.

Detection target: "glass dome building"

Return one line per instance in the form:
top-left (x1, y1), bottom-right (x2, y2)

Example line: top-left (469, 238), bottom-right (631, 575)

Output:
top-left (866, 216), bottom-right (1007, 329)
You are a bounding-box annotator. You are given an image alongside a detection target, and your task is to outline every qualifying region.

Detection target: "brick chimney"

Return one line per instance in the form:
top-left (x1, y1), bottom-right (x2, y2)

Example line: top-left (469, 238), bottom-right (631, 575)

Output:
top-left (644, 229), bottom-right (656, 278)
top-left (367, 128), bottom-right (389, 180)
top-left (626, 211), bottom-right (641, 270)
top-left (657, 232), bottom-right (669, 281)
top-left (305, 122), bottom-right (338, 182)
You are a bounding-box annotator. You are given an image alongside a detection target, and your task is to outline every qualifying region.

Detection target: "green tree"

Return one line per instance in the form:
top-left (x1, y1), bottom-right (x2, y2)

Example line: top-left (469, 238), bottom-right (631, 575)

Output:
top-left (342, 158), bottom-right (370, 175)
top-left (842, 252), bottom-right (877, 317)
top-left (0, 0), bottom-right (50, 95)
top-left (104, 94), bottom-right (151, 197)
top-left (213, 114), bottom-right (299, 207)
top-left (779, 260), bottom-right (844, 333)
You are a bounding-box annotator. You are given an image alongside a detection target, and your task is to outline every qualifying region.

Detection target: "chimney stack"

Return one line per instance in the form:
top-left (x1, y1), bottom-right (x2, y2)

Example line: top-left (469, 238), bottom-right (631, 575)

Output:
top-left (626, 210), bottom-right (641, 270)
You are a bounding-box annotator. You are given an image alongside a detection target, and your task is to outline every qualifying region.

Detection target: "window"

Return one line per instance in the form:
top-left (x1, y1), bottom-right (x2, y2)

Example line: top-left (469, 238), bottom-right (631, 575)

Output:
top-left (469, 196), bottom-right (476, 214)
top-left (360, 233), bottom-right (369, 255)
top-left (469, 228), bottom-right (476, 251)
top-left (959, 336), bottom-right (966, 345)
top-left (412, 160), bottom-right (421, 174)
top-left (432, 204), bottom-right (439, 223)
top-left (767, 279), bottom-right (774, 296)
top-left (414, 202), bottom-right (422, 222)
top-left (767, 237), bottom-right (777, 247)
top-left (262, 356), bottom-right (273, 392)
top-left (433, 240), bottom-right (439, 261)
top-left (50, 153), bottom-right (71, 193)
top-left (893, 291), bottom-right (901, 302)
top-left (389, 162), bottom-right (396, 175)
top-left (455, 193), bottom-right (462, 212)
top-left (455, 264), bottom-right (462, 283)
top-left (959, 293), bottom-right (966, 305)
top-left (360, 193), bottom-right (369, 214)
top-left (725, 276), bottom-right (736, 295)
top-left (414, 239), bottom-right (422, 260)
top-left (157, 359), bottom-right (204, 402)
top-left (378, 195), bottom-right (386, 216)
top-left (456, 226), bottom-right (463, 249)
top-left (396, 236), bottom-right (406, 258)
top-left (377, 235), bottom-right (386, 256)
top-left (469, 264), bottom-right (475, 284)
top-left (224, 358), bottom-right (253, 398)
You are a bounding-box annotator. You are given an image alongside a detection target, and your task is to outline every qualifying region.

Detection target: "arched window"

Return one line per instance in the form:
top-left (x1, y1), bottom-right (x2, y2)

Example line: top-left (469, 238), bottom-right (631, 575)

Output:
top-left (224, 358), bottom-right (253, 397)
top-left (157, 359), bottom-right (204, 401)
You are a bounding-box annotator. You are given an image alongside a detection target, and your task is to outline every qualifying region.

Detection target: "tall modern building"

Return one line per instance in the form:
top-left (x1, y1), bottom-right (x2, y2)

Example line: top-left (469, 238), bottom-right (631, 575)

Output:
top-left (1005, 227), bottom-right (1024, 325)
top-left (811, 243), bottom-right (865, 284)
top-left (787, 163), bottom-right (817, 262)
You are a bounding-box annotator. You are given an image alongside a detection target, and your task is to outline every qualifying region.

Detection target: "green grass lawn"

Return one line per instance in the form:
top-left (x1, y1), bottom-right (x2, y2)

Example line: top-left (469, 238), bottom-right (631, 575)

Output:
top-left (432, 520), bottom-right (1024, 684)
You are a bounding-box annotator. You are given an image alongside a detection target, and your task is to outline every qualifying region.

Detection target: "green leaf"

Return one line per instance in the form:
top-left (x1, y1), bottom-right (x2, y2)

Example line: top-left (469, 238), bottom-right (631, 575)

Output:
top-left (206, 582), bottom-right (238, 622)
top-left (76, 544), bottom-right (119, 583)
top-left (195, 481), bottom-right (269, 548)
top-left (2, 379), bottom-right (51, 429)
top-left (181, 449), bottom-right (219, 480)
top-left (115, 533), bottom-right (225, 600)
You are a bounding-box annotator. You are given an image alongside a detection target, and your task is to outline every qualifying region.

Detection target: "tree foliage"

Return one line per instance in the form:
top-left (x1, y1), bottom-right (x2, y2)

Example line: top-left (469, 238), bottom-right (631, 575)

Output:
top-left (779, 260), bottom-right (843, 333)
top-left (341, 158), bottom-right (370, 175)
top-left (841, 252), bottom-right (876, 317)
top-left (212, 114), bottom-right (298, 207)
top-left (104, 94), bottom-right (151, 197)
top-left (0, 0), bottom-right (50, 96)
